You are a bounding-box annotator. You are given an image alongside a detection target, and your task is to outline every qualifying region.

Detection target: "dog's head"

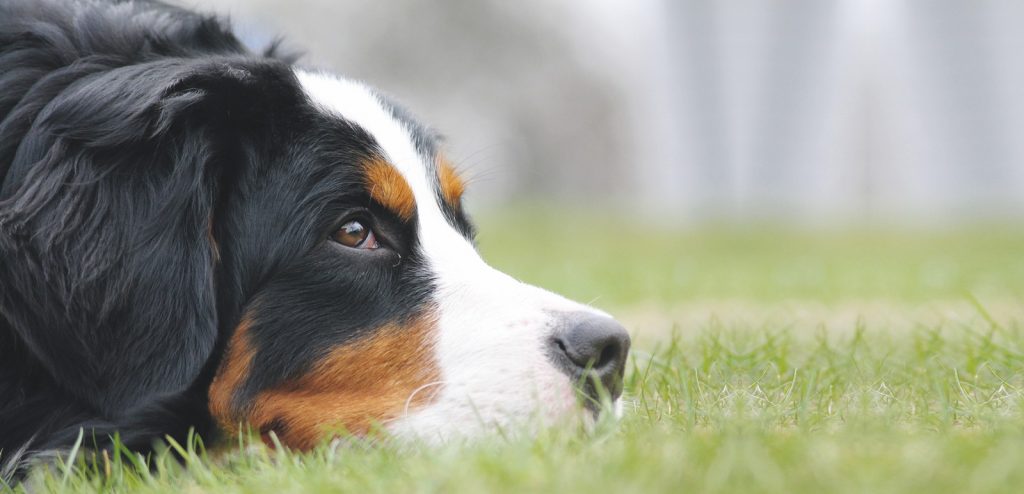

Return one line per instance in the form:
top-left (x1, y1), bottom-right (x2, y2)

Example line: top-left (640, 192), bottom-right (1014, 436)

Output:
top-left (204, 70), bottom-right (631, 448)
top-left (1, 55), bottom-right (629, 449)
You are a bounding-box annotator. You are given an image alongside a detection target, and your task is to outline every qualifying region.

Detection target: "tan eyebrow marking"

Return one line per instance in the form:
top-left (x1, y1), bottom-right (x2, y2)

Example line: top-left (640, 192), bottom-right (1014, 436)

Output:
top-left (362, 157), bottom-right (416, 220)
top-left (437, 156), bottom-right (465, 208)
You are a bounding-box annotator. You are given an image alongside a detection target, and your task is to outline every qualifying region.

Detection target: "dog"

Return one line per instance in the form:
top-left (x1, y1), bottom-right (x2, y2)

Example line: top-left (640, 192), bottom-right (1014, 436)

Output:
top-left (0, 0), bottom-right (629, 478)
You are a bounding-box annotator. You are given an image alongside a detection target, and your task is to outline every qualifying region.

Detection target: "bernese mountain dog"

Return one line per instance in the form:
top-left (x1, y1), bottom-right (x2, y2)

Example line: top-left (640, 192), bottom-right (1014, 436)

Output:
top-left (0, 0), bottom-right (630, 480)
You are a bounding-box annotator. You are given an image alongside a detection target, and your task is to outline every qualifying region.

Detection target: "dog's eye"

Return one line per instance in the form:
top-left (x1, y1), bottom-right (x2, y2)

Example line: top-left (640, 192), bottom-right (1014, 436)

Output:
top-left (333, 220), bottom-right (379, 249)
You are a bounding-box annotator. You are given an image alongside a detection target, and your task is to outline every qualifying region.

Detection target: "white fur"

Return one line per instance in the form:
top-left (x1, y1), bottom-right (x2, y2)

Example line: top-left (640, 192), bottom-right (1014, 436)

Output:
top-left (296, 70), bottom-right (616, 440)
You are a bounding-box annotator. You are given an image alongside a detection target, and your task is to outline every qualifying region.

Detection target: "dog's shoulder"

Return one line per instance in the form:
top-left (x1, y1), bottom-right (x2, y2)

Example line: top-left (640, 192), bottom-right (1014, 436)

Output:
top-left (0, 1), bottom-right (260, 480)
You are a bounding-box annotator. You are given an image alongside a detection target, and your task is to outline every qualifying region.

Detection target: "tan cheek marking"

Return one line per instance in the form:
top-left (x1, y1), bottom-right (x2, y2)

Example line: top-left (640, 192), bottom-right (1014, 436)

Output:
top-left (248, 314), bottom-right (441, 450)
top-left (208, 317), bottom-right (255, 435)
top-left (437, 156), bottom-right (465, 208)
top-left (363, 157), bottom-right (416, 220)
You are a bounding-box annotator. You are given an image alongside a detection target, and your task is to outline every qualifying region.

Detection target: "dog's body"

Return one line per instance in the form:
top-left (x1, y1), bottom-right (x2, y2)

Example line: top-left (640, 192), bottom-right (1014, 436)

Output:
top-left (0, 0), bottom-right (629, 479)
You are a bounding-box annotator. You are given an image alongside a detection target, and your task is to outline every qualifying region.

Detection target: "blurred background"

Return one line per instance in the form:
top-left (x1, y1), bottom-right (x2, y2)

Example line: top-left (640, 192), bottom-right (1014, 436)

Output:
top-left (187, 0), bottom-right (1024, 319)
top-left (195, 0), bottom-right (1024, 226)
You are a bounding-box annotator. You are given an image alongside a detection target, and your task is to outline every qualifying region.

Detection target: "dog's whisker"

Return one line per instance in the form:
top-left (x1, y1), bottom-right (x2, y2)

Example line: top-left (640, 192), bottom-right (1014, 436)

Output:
top-left (402, 381), bottom-right (448, 418)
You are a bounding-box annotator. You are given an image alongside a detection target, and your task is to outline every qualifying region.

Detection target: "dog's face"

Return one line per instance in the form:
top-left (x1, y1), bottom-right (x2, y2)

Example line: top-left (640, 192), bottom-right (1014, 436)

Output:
top-left (204, 70), bottom-right (630, 449)
top-left (0, 0), bottom-right (629, 464)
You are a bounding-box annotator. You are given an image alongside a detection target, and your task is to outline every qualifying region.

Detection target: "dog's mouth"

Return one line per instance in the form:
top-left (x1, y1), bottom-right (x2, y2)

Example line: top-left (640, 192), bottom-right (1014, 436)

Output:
top-left (577, 380), bottom-right (627, 419)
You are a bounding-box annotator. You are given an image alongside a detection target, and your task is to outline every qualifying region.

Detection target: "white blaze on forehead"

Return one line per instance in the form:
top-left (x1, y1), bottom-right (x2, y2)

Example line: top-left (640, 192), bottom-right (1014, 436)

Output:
top-left (294, 72), bottom-right (430, 203)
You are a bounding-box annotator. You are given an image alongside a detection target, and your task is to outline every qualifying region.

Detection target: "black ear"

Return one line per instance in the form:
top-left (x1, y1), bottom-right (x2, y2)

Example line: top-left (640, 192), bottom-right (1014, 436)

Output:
top-left (0, 58), bottom-right (287, 416)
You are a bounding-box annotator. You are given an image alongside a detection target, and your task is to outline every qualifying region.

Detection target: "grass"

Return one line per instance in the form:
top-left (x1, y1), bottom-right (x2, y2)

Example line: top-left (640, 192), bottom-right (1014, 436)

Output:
top-left (477, 207), bottom-right (1024, 305)
top-left (7, 209), bottom-right (1024, 493)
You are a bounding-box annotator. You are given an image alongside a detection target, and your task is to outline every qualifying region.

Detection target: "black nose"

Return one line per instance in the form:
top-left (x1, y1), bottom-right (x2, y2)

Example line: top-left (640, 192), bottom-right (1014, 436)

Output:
top-left (548, 312), bottom-right (631, 406)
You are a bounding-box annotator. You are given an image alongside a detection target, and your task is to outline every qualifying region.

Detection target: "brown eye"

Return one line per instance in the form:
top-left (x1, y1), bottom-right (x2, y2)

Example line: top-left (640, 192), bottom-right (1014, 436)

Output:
top-left (333, 219), bottom-right (379, 249)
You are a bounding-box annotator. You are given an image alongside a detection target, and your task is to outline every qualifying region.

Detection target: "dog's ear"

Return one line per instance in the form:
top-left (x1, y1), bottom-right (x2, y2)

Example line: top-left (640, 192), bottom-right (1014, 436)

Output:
top-left (0, 58), bottom-right (291, 416)
top-left (21, 58), bottom-right (295, 147)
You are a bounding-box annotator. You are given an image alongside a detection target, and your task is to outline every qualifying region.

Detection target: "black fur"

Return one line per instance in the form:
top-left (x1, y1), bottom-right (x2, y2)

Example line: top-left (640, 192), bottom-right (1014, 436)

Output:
top-left (0, 0), bottom-right (459, 480)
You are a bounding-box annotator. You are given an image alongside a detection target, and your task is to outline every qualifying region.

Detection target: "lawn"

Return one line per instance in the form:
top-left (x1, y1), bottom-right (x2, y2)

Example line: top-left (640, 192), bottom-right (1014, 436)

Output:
top-left (8, 209), bottom-right (1024, 493)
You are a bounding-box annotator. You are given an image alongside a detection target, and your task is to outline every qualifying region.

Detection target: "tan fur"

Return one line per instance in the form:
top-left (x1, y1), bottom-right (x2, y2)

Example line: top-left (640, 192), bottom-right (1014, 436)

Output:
top-left (363, 157), bottom-right (417, 220)
top-left (208, 317), bottom-right (255, 435)
top-left (437, 156), bottom-right (465, 208)
top-left (250, 314), bottom-right (439, 449)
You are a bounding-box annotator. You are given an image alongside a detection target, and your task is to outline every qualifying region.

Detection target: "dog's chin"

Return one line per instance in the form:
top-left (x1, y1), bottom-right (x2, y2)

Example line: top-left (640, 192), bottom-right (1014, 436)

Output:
top-left (381, 381), bottom-right (622, 444)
